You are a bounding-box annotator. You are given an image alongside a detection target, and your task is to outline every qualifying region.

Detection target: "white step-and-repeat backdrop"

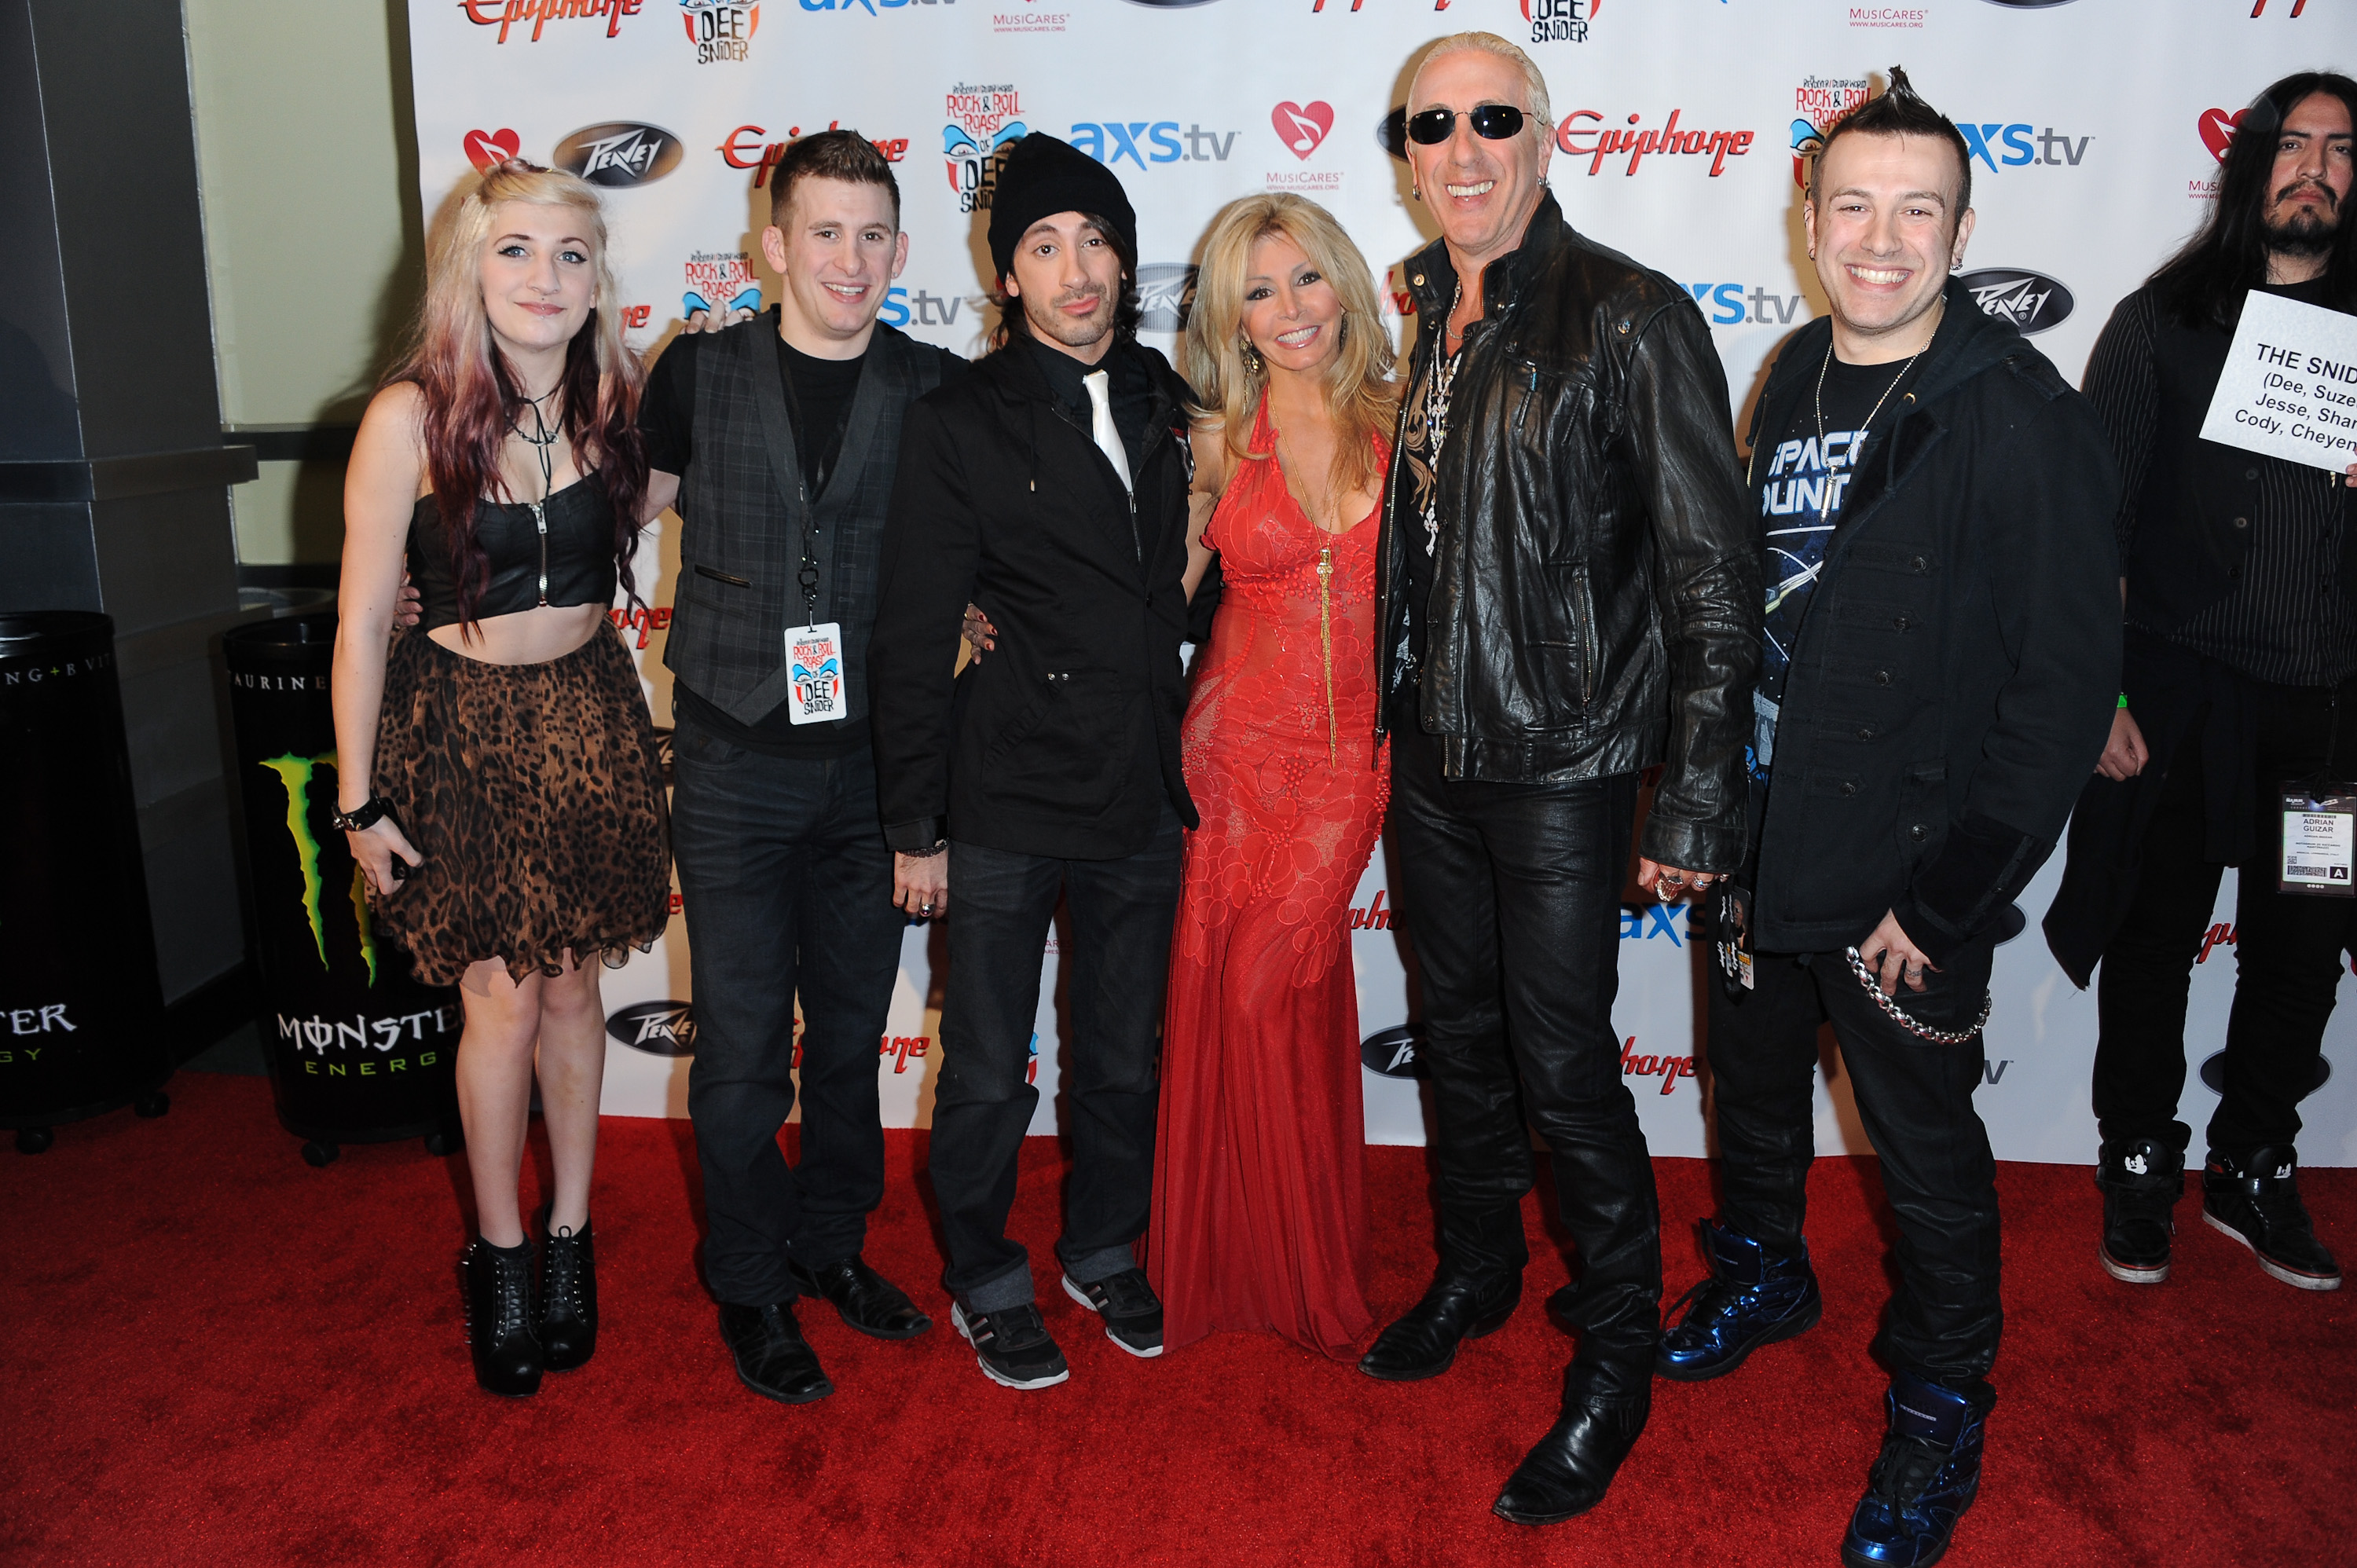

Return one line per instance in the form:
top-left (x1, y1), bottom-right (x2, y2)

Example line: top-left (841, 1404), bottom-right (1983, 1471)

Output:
top-left (406, 0), bottom-right (2355, 1163)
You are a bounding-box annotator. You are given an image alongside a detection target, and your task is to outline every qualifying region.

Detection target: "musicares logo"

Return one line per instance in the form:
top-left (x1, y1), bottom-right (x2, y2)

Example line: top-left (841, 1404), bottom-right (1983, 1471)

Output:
top-left (457, 0), bottom-right (643, 43)
top-left (2198, 107), bottom-right (2244, 162)
top-left (1273, 101), bottom-right (1333, 160)
top-left (464, 128), bottom-right (520, 174)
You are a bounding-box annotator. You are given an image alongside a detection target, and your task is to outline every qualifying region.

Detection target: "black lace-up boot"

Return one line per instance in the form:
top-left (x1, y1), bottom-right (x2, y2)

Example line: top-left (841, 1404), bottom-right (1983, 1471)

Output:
top-left (537, 1208), bottom-right (598, 1372)
top-left (2095, 1138), bottom-right (2183, 1284)
top-left (463, 1237), bottom-right (544, 1398)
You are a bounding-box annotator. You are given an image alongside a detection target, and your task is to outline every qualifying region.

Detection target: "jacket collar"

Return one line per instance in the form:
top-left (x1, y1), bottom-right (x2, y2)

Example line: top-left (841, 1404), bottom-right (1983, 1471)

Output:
top-left (1403, 189), bottom-right (1570, 328)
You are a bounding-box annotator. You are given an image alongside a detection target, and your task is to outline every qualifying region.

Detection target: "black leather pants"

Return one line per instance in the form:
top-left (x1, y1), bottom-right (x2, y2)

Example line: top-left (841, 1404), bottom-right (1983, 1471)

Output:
top-left (1707, 943), bottom-right (2003, 1386)
top-left (1387, 720), bottom-right (1660, 1388)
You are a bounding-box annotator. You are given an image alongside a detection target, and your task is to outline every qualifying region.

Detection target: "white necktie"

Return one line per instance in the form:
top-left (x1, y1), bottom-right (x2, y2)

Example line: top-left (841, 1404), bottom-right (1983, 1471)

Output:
top-left (1083, 368), bottom-right (1131, 494)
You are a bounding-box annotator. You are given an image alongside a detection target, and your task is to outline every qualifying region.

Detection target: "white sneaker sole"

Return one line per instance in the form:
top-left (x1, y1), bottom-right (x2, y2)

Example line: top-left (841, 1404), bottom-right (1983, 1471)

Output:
top-left (1061, 1274), bottom-right (1165, 1358)
top-left (2099, 1244), bottom-right (2169, 1284)
top-left (2202, 1210), bottom-right (2344, 1291)
top-left (949, 1302), bottom-right (1071, 1388)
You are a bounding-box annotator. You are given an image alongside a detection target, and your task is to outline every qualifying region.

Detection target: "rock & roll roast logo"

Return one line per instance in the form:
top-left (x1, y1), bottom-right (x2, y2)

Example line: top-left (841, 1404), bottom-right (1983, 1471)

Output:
top-left (1791, 75), bottom-right (1868, 189)
top-left (1522, 0), bottom-right (1597, 45)
top-left (944, 83), bottom-right (1028, 214)
top-left (790, 632), bottom-right (843, 716)
top-left (679, 0), bottom-right (757, 62)
top-left (457, 0), bottom-right (643, 43)
top-left (554, 123), bottom-right (684, 189)
top-left (685, 250), bottom-right (761, 326)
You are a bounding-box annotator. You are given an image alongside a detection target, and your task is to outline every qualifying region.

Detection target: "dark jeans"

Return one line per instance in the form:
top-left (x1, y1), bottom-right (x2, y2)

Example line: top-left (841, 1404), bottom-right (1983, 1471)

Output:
top-left (673, 717), bottom-right (906, 1309)
top-left (1387, 718), bottom-right (1659, 1390)
top-left (2095, 681), bottom-right (2355, 1157)
top-left (929, 808), bottom-right (1184, 1312)
top-left (1707, 942), bottom-right (2002, 1387)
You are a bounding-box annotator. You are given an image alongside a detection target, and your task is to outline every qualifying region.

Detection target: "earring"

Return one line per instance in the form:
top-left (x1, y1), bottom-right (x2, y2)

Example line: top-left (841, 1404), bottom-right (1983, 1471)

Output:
top-left (1336, 313), bottom-right (1350, 347)
top-left (1410, 184), bottom-right (1420, 201)
top-left (1239, 339), bottom-right (1265, 376)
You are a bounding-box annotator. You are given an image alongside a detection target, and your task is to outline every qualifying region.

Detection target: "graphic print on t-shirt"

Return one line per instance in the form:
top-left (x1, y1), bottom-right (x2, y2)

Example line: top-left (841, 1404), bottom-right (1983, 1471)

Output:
top-left (1752, 423), bottom-right (1875, 785)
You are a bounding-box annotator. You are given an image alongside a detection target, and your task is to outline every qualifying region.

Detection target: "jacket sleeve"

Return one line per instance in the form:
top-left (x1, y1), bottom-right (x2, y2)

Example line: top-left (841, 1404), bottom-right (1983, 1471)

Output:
top-left (867, 397), bottom-right (981, 853)
top-left (1622, 298), bottom-right (1761, 873)
top-left (2080, 290), bottom-right (2158, 566)
top-left (1891, 381), bottom-right (2123, 966)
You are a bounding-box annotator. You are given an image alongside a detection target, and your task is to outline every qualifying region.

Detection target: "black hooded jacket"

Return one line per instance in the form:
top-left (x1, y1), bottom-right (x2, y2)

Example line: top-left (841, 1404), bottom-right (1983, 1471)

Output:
top-left (1744, 278), bottom-right (2122, 964)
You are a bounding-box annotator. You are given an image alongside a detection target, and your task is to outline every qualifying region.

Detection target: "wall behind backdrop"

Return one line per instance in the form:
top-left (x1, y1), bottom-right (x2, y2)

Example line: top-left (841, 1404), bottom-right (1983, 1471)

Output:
top-left (404, 0), bottom-right (2354, 1163)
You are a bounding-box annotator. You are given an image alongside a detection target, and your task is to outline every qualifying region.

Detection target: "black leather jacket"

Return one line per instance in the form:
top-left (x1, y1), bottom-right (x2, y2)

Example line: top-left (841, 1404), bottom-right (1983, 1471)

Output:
top-left (1376, 193), bottom-right (1759, 872)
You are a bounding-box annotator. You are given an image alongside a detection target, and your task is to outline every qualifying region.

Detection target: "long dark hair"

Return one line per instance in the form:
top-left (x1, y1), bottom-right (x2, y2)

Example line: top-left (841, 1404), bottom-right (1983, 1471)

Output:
top-left (389, 162), bottom-right (649, 631)
top-left (989, 211), bottom-right (1142, 351)
top-left (2151, 71), bottom-right (2357, 331)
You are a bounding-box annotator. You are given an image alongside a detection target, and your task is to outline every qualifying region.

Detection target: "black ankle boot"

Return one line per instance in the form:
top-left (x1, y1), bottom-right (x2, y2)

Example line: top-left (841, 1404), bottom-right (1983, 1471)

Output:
top-left (463, 1236), bottom-right (544, 1398)
top-left (1493, 1368), bottom-right (1652, 1526)
top-left (2095, 1138), bottom-right (2183, 1284)
top-left (538, 1208), bottom-right (598, 1372)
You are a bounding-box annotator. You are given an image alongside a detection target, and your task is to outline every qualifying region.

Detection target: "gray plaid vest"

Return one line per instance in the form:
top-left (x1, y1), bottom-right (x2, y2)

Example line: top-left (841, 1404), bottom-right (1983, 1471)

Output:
top-left (664, 312), bottom-right (947, 727)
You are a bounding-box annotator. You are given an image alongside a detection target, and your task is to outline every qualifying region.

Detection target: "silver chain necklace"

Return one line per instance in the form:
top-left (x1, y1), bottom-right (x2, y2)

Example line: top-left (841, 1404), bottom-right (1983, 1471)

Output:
top-left (1421, 281), bottom-right (1465, 559)
top-left (1813, 337), bottom-right (1923, 507)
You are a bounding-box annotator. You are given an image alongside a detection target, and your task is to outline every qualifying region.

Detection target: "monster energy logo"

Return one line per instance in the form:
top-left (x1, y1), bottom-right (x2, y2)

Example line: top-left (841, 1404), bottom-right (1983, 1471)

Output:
top-left (257, 753), bottom-right (379, 984)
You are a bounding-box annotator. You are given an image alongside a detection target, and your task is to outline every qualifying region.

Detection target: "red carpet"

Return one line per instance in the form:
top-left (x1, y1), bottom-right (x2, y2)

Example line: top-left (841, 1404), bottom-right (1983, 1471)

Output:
top-left (3, 1072), bottom-right (2352, 1566)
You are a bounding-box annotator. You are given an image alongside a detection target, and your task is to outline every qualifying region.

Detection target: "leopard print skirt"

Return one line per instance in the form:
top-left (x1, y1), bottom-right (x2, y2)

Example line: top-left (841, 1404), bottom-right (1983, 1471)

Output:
top-left (370, 622), bottom-right (670, 987)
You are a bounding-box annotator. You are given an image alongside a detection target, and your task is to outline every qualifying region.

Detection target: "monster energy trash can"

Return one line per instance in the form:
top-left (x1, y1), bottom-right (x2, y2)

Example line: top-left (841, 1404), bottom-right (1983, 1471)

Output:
top-left (224, 614), bottom-right (461, 1166)
top-left (0, 613), bottom-right (172, 1153)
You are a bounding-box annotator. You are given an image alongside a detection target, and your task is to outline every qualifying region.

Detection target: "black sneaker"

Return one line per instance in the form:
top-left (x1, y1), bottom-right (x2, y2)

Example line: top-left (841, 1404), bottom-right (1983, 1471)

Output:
top-left (2095, 1138), bottom-right (2183, 1284)
top-left (2203, 1146), bottom-right (2343, 1291)
top-left (1061, 1268), bottom-right (1164, 1358)
top-left (951, 1302), bottom-right (1071, 1390)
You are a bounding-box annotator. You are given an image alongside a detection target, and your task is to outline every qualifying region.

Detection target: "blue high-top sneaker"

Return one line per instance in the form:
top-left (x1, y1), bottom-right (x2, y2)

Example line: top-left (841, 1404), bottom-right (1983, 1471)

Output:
top-left (1654, 1220), bottom-right (1823, 1381)
top-left (1841, 1371), bottom-right (1993, 1568)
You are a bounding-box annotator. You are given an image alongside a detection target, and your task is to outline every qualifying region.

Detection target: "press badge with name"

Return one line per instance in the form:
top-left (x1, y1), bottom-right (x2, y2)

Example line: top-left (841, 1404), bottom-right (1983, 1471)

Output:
top-left (2279, 786), bottom-right (2357, 896)
top-left (786, 623), bottom-right (845, 725)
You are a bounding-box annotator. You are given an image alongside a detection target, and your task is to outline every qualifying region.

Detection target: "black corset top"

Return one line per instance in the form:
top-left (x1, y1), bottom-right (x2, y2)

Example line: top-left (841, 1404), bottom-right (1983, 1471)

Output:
top-left (407, 474), bottom-right (618, 631)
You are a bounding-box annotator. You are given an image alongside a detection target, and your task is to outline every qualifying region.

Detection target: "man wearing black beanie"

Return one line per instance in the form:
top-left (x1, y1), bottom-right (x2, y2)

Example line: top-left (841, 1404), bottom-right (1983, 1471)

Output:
top-left (869, 134), bottom-right (1205, 1390)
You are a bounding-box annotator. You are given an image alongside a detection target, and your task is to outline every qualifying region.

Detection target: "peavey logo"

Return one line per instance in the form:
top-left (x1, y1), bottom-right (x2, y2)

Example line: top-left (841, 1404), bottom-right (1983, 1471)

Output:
top-left (458, 0), bottom-right (643, 42)
top-left (1791, 75), bottom-right (1868, 189)
top-left (1959, 268), bottom-right (2074, 335)
top-left (609, 1000), bottom-right (695, 1056)
top-left (1136, 264), bottom-right (1198, 333)
top-left (555, 123), bottom-right (683, 189)
top-left (1362, 1024), bottom-right (1425, 1079)
top-left (679, 0), bottom-right (757, 63)
top-left (1556, 110), bottom-right (1754, 177)
top-left (945, 82), bottom-right (1028, 214)
top-left (1523, 0), bottom-right (1598, 45)
top-left (1273, 101), bottom-right (1333, 160)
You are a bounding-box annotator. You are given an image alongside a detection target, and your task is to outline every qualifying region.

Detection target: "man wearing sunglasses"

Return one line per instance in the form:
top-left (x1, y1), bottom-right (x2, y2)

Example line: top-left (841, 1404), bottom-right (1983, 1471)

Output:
top-left (1367, 31), bottom-right (1758, 1528)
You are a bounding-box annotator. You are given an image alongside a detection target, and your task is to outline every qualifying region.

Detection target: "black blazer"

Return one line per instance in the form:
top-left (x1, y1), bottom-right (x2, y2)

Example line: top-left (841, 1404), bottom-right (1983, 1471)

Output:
top-left (868, 337), bottom-right (1199, 860)
top-left (1743, 280), bottom-right (2122, 965)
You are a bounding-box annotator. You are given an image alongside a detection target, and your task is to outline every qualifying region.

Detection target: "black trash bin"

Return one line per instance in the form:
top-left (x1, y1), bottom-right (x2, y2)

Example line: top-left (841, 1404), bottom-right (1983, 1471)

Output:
top-left (224, 614), bottom-right (463, 1167)
top-left (0, 613), bottom-right (173, 1153)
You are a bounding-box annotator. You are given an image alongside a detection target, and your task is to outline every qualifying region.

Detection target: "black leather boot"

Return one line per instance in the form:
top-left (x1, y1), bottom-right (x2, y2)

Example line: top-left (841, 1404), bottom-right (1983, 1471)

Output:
top-left (2095, 1138), bottom-right (2183, 1284)
top-left (537, 1208), bottom-right (598, 1372)
top-left (1359, 1207), bottom-right (1524, 1382)
top-left (1493, 1368), bottom-right (1651, 1526)
top-left (463, 1237), bottom-right (544, 1398)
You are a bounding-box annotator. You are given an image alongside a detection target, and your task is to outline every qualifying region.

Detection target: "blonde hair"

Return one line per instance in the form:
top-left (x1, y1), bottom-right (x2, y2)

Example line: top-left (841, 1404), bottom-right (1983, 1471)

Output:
top-left (1185, 194), bottom-right (1397, 505)
top-left (1409, 31), bottom-right (1554, 136)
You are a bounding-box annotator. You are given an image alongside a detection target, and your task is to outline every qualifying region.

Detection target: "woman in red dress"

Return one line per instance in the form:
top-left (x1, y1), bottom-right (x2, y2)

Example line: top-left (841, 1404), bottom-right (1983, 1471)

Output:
top-left (1149, 195), bottom-right (1399, 1358)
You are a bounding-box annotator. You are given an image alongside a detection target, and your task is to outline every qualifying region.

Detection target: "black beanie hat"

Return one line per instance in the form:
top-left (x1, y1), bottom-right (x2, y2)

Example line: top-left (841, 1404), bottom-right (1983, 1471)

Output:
top-left (986, 134), bottom-right (1138, 287)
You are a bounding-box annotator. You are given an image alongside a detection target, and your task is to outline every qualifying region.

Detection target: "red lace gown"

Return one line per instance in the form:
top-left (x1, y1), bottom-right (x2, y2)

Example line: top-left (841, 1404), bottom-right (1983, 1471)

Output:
top-left (1149, 408), bottom-right (1390, 1360)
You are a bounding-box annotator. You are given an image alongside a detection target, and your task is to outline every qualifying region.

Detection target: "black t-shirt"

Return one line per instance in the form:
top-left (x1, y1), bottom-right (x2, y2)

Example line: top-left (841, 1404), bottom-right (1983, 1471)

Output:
top-left (1750, 347), bottom-right (1926, 787)
top-left (638, 322), bottom-right (873, 758)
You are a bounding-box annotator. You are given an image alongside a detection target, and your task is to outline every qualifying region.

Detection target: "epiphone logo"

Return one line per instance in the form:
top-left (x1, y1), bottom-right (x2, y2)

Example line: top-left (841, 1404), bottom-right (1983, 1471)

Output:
top-left (456, 0), bottom-right (643, 43)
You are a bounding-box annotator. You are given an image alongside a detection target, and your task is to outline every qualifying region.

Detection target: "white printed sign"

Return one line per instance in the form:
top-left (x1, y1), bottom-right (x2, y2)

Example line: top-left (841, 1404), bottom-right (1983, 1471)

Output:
top-left (2198, 291), bottom-right (2357, 471)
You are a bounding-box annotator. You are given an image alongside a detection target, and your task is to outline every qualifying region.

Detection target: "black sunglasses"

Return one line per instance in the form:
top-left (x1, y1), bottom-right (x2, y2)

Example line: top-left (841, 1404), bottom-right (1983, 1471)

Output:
top-left (1405, 105), bottom-right (1527, 145)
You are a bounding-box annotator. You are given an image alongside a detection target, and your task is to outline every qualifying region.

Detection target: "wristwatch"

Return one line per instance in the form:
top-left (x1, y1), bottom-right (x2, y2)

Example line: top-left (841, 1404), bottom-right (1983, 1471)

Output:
top-left (330, 797), bottom-right (397, 833)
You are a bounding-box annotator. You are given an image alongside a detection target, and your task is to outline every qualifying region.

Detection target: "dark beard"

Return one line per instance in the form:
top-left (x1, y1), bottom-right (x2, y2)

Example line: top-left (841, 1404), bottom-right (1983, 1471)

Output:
top-left (2265, 184), bottom-right (2341, 260)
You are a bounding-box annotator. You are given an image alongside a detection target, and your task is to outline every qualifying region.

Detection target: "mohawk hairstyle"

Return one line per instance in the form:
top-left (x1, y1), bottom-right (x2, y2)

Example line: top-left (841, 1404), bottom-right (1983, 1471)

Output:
top-left (1808, 65), bottom-right (1974, 232)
